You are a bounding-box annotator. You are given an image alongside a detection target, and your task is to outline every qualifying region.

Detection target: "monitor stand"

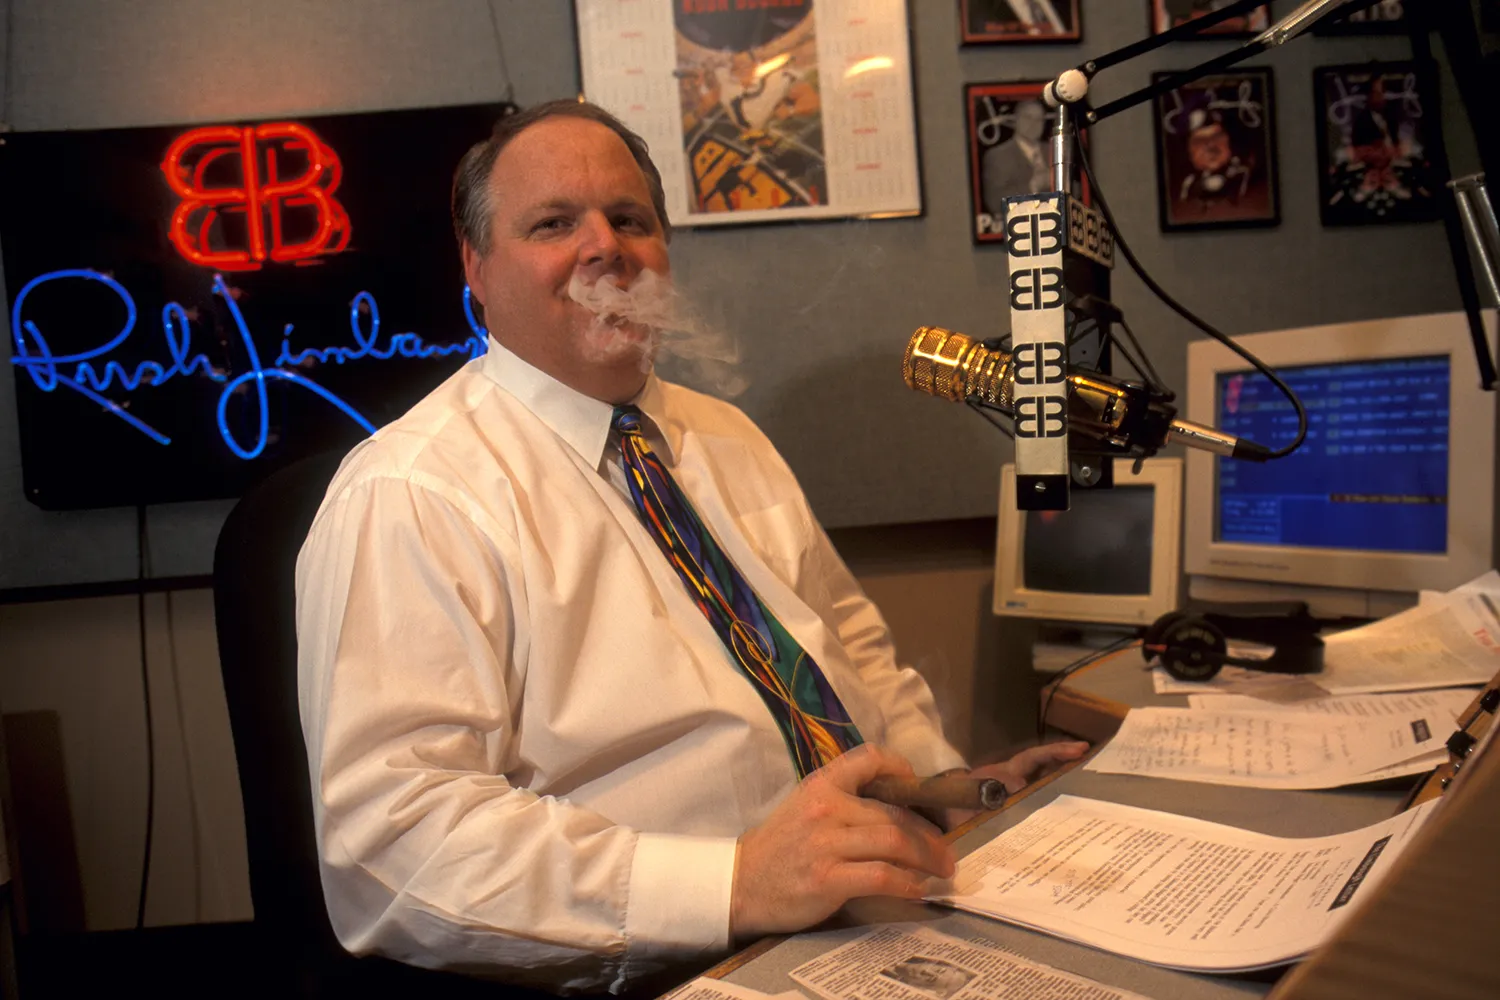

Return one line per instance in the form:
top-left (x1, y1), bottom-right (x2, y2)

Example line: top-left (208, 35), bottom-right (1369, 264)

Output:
top-left (1030, 620), bottom-right (1140, 675)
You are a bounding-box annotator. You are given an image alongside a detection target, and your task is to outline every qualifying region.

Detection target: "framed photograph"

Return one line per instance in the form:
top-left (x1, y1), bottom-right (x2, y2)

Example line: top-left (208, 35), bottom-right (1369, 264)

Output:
top-left (1312, 1), bottom-right (1409, 35)
top-left (960, 0), bottom-right (1082, 44)
top-left (1151, 67), bottom-right (1280, 231)
top-left (1150, 1), bottom-right (1270, 37)
top-left (1314, 62), bottom-right (1439, 226)
top-left (574, 0), bottom-right (922, 228)
top-left (965, 81), bottom-right (1090, 244)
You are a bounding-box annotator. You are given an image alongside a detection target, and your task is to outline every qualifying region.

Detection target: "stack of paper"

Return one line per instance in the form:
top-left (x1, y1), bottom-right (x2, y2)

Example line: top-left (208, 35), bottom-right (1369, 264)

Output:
top-left (928, 795), bottom-right (1436, 973)
top-left (1083, 703), bottom-right (1447, 788)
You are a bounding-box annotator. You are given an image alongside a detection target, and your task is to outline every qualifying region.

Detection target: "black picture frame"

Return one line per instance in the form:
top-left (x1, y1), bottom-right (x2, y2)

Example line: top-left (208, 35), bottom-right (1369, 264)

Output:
top-left (1312, 1), bottom-right (1409, 36)
top-left (1149, 1), bottom-right (1270, 38)
top-left (964, 81), bottom-right (1090, 245)
top-left (960, 0), bottom-right (1082, 44)
top-left (1313, 61), bottom-right (1440, 227)
top-left (1151, 67), bottom-right (1280, 232)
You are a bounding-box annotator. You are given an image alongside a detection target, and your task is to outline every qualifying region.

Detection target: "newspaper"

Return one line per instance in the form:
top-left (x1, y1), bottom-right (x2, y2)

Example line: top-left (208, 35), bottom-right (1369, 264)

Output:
top-left (789, 925), bottom-right (1151, 1000)
top-left (1083, 705), bottom-right (1442, 788)
top-left (927, 794), bottom-right (1437, 973)
top-left (663, 978), bottom-right (808, 1000)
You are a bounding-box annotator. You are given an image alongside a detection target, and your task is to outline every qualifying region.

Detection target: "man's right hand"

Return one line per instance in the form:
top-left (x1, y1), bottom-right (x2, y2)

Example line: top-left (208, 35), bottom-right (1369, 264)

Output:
top-left (729, 744), bottom-right (955, 941)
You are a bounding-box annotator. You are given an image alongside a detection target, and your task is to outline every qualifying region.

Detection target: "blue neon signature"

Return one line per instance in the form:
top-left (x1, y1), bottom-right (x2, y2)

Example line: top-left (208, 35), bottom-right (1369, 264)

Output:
top-left (8, 269), bottom-right (489, 459)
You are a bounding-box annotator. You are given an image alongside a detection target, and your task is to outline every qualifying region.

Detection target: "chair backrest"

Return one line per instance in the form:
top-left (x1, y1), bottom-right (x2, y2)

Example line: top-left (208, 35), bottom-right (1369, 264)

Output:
top-left (212, 448), bottom-right (575, 998)
top-left (212, 449), bottom-right (348, 968)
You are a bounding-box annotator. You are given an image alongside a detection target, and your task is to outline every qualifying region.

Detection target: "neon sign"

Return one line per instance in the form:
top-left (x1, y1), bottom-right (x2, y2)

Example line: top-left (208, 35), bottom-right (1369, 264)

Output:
top-left (161, 122), bottom-right (352, 271)
top-left (9, 269), bottom-right (488, 460)
top-left (2, 101), bottom-right (509, 508)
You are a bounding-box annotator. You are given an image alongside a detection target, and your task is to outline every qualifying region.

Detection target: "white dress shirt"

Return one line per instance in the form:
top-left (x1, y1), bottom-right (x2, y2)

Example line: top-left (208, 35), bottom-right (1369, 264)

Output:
top-left (296, 339), bottom-right (964, 993)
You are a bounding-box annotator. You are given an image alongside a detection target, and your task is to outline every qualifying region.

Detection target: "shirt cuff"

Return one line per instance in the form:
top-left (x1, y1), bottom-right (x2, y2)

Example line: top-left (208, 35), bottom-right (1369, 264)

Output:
top-left (625, 832), bottom-right (738, 955)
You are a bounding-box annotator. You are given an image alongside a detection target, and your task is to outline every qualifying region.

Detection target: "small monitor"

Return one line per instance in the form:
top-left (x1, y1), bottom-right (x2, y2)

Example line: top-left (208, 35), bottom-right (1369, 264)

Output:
top-left (994, 458), bottom-right (1183, 626)
top-left (1184, 312), bottom-right (1496, 617)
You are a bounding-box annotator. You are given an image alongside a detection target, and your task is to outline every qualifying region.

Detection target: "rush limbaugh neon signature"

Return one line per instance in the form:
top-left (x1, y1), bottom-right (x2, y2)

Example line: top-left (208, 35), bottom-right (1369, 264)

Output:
top-left (0, 103), bottom-right (509, 509)
top-left (9, 268), bottom-right (488, 459)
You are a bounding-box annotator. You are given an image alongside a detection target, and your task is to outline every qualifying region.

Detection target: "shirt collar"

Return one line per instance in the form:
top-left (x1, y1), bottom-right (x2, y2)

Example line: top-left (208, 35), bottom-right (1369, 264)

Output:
top-left (478, 337), bottom-right (678, 466)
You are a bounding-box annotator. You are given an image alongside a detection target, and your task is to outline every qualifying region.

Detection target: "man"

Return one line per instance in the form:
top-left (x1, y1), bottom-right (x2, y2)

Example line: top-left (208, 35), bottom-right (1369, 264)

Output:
top-left (1178, 104), bottom-right (1252, 208)
top-left (981, 100), bottom-right (1050, 220)
top-left (712, 50), bottom-right (820, 135)
top-left (297, 100), bottom-right (1084, 994)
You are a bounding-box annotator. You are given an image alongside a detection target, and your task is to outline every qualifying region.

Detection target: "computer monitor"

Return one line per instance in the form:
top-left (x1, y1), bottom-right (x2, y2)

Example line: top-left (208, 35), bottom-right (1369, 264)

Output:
top-left (1184, 312), bottom-right (1496, 618)
top-left (994, 457), bottom-right (1183, 626)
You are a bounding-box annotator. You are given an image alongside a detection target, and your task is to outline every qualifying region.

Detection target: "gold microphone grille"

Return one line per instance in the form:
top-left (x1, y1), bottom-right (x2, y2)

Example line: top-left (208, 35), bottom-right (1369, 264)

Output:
top-left (903, 326), bottom-right (975, 402)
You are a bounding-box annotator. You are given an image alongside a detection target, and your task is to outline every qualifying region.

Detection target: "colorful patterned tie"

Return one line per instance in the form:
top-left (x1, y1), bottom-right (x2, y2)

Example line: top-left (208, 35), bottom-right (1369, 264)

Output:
top-left (613, 405), bottom-right (863, 778)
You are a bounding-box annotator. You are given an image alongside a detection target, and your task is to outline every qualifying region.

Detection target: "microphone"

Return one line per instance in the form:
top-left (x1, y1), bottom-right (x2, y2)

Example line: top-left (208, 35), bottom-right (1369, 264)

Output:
top-left (902, 325), bottom-right (1273, 462)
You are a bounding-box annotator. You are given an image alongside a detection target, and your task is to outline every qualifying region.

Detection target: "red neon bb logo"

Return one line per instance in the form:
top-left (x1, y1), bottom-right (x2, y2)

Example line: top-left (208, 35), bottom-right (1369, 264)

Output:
top-left (161, 123), bottom-right (351, 271)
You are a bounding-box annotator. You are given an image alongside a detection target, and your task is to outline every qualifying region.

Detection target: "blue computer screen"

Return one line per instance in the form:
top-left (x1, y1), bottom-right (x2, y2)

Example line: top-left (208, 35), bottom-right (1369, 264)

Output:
top-left (1215, 355), bottom-right (1450, 553)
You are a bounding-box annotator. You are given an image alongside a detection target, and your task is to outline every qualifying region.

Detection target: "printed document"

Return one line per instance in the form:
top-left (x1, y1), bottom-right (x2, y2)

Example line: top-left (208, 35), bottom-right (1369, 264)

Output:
top-left (928, 795), bottom-right (1436, 973)
top-left (1083, 706), bottom-right (1442, 788)
top-left (790, 925), bottom-right (1151, 1000)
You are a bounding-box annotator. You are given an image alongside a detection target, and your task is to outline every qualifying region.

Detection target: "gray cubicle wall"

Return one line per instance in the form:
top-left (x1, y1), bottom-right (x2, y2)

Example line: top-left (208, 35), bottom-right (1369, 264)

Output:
top-left (0, 0), bottom-right (1478, 592)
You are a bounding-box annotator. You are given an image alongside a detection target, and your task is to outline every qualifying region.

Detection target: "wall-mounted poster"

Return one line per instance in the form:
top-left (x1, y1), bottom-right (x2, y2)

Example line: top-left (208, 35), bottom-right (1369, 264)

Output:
top-left (1313, 0), bottom-right (1409, 35)
top-left (1150, 1), bottom-right (1270, 37)
top-left (575, 0), bottom-right (921, 228)
top-left (1314, 62), bottom-right (1439, 226)
top-left (1151, 68), bottom-right (1280, 231)
top-left (960, 0), bottom-right (1082, 44)
top-left (1, 104), bottom-right (507, 510)
top-left (965, 81), bottom-right (1089, 244)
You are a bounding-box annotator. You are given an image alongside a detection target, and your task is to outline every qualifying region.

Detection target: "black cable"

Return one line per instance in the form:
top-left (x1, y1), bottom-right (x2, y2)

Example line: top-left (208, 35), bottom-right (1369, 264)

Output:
top-left (1038, 635), bottom-right (1140, 741)
top-left (1076, 136), bottom-right (1308, 459)
top-left (135, 505), bottom-right (155, 930)
top-left (1, 0), bottom-right (14, 129)
top-left (485, 0), bottom-right (515, 104)
top-left (966, 397), bottom-right (1015, 439)
top-left (1116, 317), bottom-right (1171, 400)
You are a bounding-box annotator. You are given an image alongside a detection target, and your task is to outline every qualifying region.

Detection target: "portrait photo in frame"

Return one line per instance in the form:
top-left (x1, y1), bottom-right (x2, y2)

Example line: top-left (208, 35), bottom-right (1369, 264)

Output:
top-left (960, 0), bottom-right (1082, 44)
top-left (1149, 1), bottom-right (1270, 37)
top-left (1151, 67), bottom-right (1280, 231)
top-left (1314, 61), bottom-right (1439, 226)
top-left (965, 81), bottom-right (1089, 244)
top-left (1312, 0), bottom-right (1409, 35)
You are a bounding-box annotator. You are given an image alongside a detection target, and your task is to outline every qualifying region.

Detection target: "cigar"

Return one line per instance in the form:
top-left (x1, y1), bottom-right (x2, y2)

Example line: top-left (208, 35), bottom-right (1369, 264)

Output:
top-left (859, 774), bottom-right (1007, 812)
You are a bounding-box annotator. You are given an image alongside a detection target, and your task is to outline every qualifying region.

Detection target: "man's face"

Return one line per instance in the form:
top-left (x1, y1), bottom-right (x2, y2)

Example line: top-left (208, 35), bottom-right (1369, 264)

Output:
top-left (1188, 123), bottom-right (1231, 173)
top-left (463, 117), bottom-right (671, 403)
top-left (731, 52), bottom-right (757, 86)
top-left (1015, 102), bottom-right (1047, 143)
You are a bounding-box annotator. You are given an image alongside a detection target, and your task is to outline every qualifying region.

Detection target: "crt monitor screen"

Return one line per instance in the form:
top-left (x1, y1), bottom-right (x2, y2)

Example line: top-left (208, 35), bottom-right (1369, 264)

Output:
top-left (1215, 355), bottom-right (1449, 554)
top-left (1022, 484), bottom-right (1156, 596)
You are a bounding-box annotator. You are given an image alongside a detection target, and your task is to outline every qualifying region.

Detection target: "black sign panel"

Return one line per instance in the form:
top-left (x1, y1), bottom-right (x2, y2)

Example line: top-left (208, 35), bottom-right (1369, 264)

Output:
top-left (2, 102), bottom-right (509, 509)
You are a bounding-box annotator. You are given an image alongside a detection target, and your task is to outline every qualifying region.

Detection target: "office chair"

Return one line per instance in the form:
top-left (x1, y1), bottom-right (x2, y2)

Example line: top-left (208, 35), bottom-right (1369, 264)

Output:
top-left (212, 448), bottom-right (551, 999)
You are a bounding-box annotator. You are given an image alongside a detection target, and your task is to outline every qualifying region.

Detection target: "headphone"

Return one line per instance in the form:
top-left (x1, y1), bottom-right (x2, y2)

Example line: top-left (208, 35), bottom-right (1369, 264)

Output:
top-left (1143, 601), bottom-right (1325, 682)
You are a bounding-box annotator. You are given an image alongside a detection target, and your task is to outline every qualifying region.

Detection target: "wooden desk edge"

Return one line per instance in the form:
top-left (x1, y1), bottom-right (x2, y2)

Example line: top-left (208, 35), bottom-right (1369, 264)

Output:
top-left (1040, 657), bottom-right (1133, 744)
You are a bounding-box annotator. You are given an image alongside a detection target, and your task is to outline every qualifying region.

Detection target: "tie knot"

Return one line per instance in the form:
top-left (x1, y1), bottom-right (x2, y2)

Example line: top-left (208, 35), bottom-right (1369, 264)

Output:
top-left (612, 405), bottom-right (644, 437)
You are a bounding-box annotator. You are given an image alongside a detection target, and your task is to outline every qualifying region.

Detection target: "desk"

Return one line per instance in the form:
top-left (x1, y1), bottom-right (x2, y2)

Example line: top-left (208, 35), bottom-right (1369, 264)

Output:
top-left (698, 761), bottom-right (1405, 1000)
top-left (692, 650), bottom-right (1500, 999)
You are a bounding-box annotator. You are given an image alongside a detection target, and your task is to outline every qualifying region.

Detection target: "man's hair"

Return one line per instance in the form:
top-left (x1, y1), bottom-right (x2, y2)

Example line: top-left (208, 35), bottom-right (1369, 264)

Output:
top-left (451, 99), bottom-right (672, 256)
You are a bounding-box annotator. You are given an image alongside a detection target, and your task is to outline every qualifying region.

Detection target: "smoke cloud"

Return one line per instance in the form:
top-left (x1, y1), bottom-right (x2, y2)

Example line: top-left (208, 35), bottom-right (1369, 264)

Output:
top-left (567, 269), bottom-right (747, 398)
